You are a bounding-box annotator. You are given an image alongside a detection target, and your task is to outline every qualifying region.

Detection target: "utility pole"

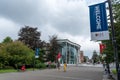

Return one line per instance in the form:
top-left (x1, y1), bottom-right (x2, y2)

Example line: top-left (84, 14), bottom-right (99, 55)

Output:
top-left (107, 0), bottom-right (120, 80)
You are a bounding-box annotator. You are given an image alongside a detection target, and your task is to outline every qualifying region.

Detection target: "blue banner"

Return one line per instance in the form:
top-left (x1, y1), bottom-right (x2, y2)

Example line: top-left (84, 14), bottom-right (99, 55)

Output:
top-left (89, 2), bottom-right (109, 40)
top-left (35, 48), bottom-right (39, 58)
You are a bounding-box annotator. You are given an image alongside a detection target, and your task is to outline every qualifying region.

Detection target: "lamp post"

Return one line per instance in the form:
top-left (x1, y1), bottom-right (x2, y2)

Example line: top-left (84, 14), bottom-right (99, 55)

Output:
top-left (107, 0), bottom-right (120, 80)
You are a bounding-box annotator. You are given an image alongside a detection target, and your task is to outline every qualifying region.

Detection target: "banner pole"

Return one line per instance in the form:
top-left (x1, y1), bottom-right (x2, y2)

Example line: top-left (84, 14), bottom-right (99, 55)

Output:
top-left (107, 0), bottom-right (120, 80)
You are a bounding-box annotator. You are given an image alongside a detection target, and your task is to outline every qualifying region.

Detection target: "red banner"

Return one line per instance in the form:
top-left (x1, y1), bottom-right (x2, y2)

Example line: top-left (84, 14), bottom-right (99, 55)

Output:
top-left (99, 43), bottom-right (106, 54)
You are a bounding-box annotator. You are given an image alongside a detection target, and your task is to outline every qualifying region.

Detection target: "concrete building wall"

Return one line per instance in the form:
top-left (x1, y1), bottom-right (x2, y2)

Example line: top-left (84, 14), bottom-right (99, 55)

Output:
top-left (80, 51), bottom-right (84, 63)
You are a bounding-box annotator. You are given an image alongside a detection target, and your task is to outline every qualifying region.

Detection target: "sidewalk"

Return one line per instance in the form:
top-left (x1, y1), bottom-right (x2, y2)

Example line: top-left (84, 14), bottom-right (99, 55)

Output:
top-left (103, 74), bottom-right (113, 80)
top-left (78, 63), bottom-right (116, 80)
top-left (103, 70), bottom-right (116, 80)
top-left (78, 63), bottom-right (103, 67)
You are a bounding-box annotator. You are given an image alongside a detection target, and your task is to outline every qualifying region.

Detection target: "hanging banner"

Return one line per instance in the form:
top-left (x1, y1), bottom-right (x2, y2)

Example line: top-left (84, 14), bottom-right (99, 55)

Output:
top-left (35, 48), bottom-right (39, 58)
top-left (89, 2), bottom-right (109, 41)
top-left (99, 43), bottom-right (106, 54)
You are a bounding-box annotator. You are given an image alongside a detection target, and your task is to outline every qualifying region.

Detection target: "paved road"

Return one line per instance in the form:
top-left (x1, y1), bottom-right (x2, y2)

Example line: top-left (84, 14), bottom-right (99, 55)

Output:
top-left (0, 66), bottom-right (104, 80)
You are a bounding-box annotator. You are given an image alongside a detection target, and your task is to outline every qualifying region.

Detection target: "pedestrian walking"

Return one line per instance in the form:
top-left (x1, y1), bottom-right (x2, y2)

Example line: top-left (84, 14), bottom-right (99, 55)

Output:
top-left (63, 61), bottom-right (67, 72)
top-left (56, 52), bottom-right (61, 71)
top-left (57, 62), bottom-right (60, 70)
top-left (48, 61), bottom-right (51, 69)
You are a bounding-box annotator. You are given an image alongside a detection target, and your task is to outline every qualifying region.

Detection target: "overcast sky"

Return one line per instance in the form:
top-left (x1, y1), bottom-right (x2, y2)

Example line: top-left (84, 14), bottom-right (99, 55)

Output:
top-left (0, 0), bottom-right (107, 58)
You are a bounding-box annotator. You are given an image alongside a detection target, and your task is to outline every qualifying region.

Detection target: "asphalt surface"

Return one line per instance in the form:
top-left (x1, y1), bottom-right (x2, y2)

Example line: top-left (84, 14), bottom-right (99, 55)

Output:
top-left (0, 66), bottom-right (104, 80)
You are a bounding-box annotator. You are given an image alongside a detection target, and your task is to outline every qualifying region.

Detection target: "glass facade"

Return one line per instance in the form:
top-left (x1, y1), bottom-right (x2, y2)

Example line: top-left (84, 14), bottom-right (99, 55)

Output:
top-left (57, 39), bottom-right (80, 64)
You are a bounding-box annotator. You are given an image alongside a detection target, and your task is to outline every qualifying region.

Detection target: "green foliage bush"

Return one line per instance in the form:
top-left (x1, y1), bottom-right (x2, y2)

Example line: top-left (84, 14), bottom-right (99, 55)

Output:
top-left (4, 66), bottom-right (14, 69)
top-left (111, 69), bottom-right (117, 74)
top-left (50, 64), bottom-right (56, 68)
top-left (0, 63), bottom-right (4, 69)
top-left (0, 63), bottom-right (14, 69)
top-left (35, 63), bottom-right (46, 69)
top-left (0, 41), bottom-right (34, 69)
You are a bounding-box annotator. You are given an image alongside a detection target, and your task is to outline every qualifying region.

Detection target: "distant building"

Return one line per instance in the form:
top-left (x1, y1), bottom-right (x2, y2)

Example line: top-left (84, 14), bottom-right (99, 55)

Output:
top-left (57, 39), bottom-right (81, 65)
top-left (80, 51), bottom-right (84, 63)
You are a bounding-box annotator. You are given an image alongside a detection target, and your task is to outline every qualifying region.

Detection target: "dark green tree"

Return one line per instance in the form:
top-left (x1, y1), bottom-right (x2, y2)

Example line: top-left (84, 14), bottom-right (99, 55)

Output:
top-left (48, 35), bottom-right (60, 62)
top-left (0, 44), bottom-right (8, 68)
top-left (2, 36), bottom-right (13, 43)
top-left (18, 26), bottom-right (41, 50)
top-left (101, 0), bottom-right (120, 63)
top-left (102, 40), bottom-right (114, 63)
top-left (38, 49), bottom-right (45, 63)
top-left (113, 1), bottom-right (120, 62)
top-left (92, 50), bottom-right (99, 64)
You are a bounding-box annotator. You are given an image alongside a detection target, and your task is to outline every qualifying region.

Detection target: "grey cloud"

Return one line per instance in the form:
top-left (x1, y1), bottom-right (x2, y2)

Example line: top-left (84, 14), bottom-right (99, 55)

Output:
top-left (49, 7), bottom-right (90, 36)
top-left (0, 0), bottom-right (90, 37)
top-left (0, 0), bottom-right (50, 26)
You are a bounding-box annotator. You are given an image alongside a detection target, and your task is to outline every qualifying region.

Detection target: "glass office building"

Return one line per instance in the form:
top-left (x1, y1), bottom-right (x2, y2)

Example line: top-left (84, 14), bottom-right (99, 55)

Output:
top-left (57, 39), bottom-right (81, 65)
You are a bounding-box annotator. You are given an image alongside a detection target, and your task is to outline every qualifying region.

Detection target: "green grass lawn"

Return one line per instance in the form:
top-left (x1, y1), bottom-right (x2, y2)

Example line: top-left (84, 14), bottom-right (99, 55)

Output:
top-left (0, 69), bottom-right (17, 73)
top-left (0, 68), bottom-right (40, 74)
top-left (111, 69), bottom-right (116, 74)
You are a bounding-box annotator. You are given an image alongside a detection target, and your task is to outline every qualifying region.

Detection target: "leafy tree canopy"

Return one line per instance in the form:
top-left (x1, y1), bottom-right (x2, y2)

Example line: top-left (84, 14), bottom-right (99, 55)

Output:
top-left (92, 50), bottom-right (99, 63)
top-left (102, 1), bottom-right (120, 63)
top-left (2, 36), bottom-right (13, 43)
top-left (18, 26), bottom-right (41, 50)
top-left (48, 35), bottom-right (60, 62)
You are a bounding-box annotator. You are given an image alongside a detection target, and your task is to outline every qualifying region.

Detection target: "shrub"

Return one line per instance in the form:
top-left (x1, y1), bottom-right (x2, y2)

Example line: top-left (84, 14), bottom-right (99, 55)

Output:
top-left (0, 63), bottom-right (4, 69)
top-left (111, 69), bottom-right (116, 74)
top-left (35, 63), bottom-right (46, 69)
top-left (4, 66), bottom-right (14, 69)
top-left (50, 64), bottom-right (56, 68)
